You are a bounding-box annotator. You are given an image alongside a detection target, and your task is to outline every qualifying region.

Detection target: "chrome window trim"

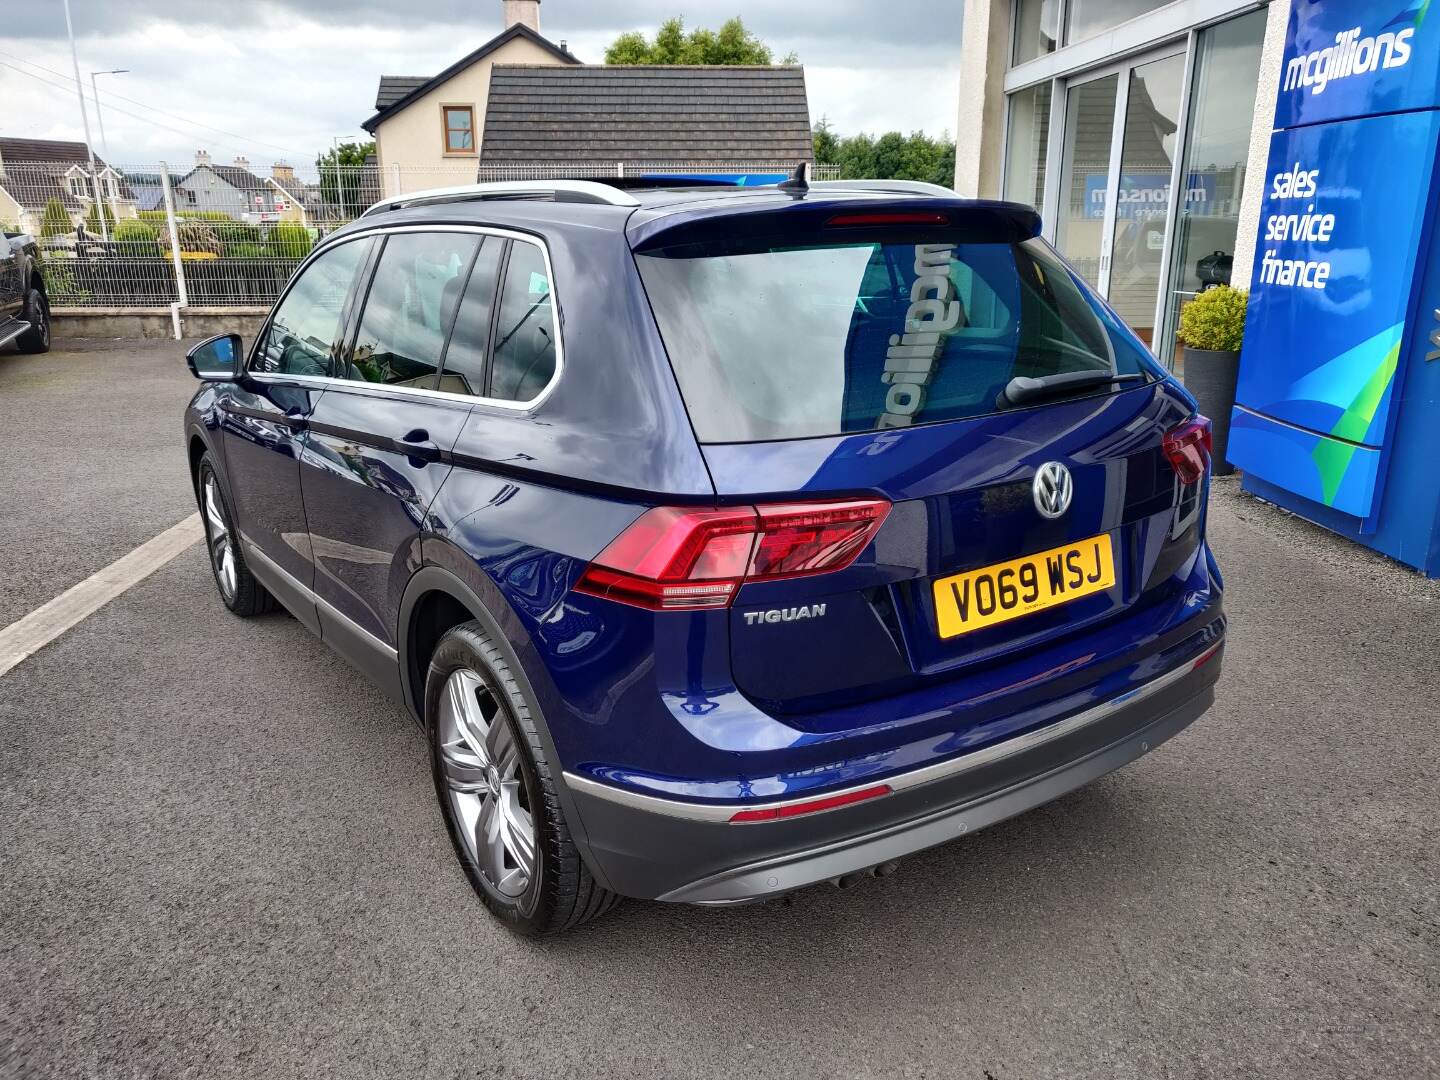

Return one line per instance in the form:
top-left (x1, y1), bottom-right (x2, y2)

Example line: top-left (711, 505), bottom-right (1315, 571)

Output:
top-left (562, 640), bottom-right (1222, 824)
top-left (247, 223), bottom-right (565, 414)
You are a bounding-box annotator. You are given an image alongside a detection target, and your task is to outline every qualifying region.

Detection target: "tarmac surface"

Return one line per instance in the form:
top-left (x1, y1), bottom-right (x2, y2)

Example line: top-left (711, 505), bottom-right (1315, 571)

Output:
top-left (2, 336), bottom-right (1436, 1079)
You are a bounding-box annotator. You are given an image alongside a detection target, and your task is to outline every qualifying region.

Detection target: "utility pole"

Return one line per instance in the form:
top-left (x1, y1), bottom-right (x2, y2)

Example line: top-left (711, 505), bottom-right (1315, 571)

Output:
top-left (92, 69), bottom-right (128, 230)
top-left (61, 0), bottom-right (108, 242)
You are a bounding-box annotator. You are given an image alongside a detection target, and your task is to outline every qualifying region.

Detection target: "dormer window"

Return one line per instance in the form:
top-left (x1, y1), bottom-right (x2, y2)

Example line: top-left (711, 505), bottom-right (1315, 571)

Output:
top-left (69, 175), bottom-right (89, 199)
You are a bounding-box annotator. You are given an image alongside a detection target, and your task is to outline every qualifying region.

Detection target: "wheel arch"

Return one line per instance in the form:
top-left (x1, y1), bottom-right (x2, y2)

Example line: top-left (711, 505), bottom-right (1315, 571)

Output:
top-left (397, 560), bottom-right (606, 882)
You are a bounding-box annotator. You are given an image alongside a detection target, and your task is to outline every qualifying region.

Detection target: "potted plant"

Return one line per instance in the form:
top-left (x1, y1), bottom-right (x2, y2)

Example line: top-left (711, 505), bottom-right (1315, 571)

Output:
top-left (1177, 284), bottom-right (1247, 476)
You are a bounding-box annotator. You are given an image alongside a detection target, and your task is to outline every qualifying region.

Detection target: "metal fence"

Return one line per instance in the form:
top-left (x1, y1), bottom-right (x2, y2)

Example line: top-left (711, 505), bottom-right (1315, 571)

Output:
top-left (0, 160), bottom-right (842, 318)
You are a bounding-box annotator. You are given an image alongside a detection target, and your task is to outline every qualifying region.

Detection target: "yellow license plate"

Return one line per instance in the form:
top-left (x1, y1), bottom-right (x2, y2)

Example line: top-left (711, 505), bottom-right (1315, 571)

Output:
top-left (932, 534), bottom-right (1116, 639)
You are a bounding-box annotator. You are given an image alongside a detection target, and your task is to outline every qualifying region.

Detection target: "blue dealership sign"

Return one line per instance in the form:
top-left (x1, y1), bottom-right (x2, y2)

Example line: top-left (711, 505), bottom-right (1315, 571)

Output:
top-left (1230, 0), bottom-right (1440, 573)
top-left (1273, 0), bottom-right (1440, 130)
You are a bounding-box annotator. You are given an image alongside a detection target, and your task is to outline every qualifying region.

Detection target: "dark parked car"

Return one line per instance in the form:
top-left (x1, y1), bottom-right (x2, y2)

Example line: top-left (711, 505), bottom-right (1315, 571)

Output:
top-left (0, 231), bottom-right (51, 354)
top-left (182, 175), bottom-right (1225, 935)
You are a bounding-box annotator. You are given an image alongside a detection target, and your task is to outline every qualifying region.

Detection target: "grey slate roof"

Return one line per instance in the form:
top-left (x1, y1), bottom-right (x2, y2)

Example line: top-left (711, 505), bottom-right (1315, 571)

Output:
top-left (175, 162), bottom-right (270, 194)
top-left (0, 138), bottom-right (134, 212)
top-left (376, 76), bottom-right (428, 110)
top-left (480, 65), bottom-right (814, 165)
top-left (362, 24), bottom-right (579, 133)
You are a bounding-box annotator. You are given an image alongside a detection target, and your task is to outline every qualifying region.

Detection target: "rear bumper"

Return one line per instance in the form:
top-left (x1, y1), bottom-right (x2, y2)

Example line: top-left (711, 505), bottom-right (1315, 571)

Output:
top-left (564, 640), bottom-right (1223, 904)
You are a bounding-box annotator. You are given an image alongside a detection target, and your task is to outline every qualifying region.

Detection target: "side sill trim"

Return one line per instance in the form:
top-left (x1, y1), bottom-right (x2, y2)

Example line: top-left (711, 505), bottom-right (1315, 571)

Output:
top-left (239, 534), bottom-right (397, 662)
top-left (562, 640), bottom-right (1223, 824)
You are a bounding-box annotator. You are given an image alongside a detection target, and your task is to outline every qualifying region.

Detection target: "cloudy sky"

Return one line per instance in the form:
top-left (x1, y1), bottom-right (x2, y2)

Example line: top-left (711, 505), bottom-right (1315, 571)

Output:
top-left (1, 0), bottom-right (964, 173)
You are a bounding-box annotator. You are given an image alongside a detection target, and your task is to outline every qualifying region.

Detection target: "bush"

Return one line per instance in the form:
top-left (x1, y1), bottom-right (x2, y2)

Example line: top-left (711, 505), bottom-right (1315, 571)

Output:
top-left (267, 220), bottom-right (313, 258)
top-left (1177, 285), bottom-right (1247, 352)
top-left (226, 242), bottom-right (268, 259)
top-left (169, 219), bottom-right (222, 256)
top-left (40, 198), bottom-right (72, 240)
top-left (113, 217), bottom-right (162, 257)
top-left (218, 221), bottom-right (263, 254)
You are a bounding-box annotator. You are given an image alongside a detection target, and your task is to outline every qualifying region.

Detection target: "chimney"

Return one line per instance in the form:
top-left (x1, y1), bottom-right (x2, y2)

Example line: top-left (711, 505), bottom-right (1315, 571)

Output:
top-left (233, 155), bottom-right (250, 171)
top-left (195, 149), bottom-right (212, 166)
top-left (272, 162), bottom-right (296, 183)
top-left (502, 0), bottom-right (540, 33)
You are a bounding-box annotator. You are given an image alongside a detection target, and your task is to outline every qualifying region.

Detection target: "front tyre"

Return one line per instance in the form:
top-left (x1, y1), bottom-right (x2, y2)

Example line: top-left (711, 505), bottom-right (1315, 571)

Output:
top-left (426, 623), bottom-right (619, 936)
top-left (197, 454), bottom-right (276, 617)
top-left (16, 287), bottom-right (50, 354)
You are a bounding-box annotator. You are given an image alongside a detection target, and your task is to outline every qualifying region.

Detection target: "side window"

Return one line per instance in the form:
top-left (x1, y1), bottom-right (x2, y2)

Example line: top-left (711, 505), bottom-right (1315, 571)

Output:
top-left (346, 231), bottom-right (478, 387)
top-left (488, 241), bottom-right (558, 402)
top-left (257, 240), bottom-right (365, 377)
top-left (435, 239), bottom-right (504, 396)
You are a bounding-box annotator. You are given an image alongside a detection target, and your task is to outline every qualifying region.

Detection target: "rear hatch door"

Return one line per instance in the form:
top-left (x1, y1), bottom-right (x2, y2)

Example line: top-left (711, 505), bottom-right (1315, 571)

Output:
top-left (632, 198), bottom-right (1204, 717)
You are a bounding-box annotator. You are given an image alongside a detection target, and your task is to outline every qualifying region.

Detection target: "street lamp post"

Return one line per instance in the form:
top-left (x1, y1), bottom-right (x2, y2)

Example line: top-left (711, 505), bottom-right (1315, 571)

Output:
top-left (60, 0), bottom-right (108, 241)
top-left (91, 69), bottom-right (129, 231)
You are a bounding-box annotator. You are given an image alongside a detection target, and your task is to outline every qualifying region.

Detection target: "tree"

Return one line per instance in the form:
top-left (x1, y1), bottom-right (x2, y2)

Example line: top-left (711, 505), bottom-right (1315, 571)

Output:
top-left (83, 199), bottom-right (117, 236)
top-left (317, 140), bottom-right (375, 217)
top-left (815, 122), bottom-right (956, 187)
top-left (812, 117), bottom-right (840, 167)
top-left (40, 198), bottom-right (72, 239)
top-left (604, 17), bottom-right (795, 65)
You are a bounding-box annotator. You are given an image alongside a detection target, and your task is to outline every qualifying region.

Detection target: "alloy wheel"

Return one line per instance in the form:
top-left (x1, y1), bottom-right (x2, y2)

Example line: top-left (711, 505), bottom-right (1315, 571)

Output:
top-left (202, 475), bottom-right (237, 601)
top-left (436, 668), bottom-right (537, 899)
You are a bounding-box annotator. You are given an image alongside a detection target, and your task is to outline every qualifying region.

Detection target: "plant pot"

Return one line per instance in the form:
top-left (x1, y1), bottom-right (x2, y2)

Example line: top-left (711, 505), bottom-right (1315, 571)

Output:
top-left (1181, 346), bottom-right (1240, 476)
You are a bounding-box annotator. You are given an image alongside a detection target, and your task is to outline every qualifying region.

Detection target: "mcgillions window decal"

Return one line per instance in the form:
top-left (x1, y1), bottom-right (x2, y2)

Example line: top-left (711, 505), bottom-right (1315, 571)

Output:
top-left (876, 244), bottom-right (963, 429)
top-left (1284, 22), bottom-right (1415, 95)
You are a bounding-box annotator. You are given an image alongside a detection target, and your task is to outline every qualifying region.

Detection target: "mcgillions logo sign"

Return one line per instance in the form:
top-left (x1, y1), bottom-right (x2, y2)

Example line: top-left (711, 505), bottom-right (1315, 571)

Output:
top-left (1284, 22), bottom-right (1415, 95)
top-left (877, 244), bottom-right (962, 429)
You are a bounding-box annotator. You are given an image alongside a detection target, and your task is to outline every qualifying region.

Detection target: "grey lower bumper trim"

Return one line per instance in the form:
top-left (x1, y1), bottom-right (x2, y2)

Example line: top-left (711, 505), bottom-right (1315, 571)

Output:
top-left (564, 641), bottom-right (1221, 825)
top-left (660, 683), bottom-right (1212, 904)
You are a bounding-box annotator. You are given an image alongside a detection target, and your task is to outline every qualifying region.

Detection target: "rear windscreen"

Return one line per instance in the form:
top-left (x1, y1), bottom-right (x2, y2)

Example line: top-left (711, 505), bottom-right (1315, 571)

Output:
top-left (636, 236), bottom-right (1152, 443)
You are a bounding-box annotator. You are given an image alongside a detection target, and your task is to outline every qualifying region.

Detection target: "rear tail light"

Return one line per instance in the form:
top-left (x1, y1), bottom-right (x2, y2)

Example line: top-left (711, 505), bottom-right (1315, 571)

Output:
top-left (574, 498), bottom-right (891, 612)
top-left (1163, 416), bottom-right (1213, 485)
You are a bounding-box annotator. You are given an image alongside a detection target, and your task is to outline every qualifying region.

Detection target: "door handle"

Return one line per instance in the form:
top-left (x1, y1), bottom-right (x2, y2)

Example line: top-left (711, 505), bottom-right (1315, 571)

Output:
top-left (400, 428), bottom-right (441, 464)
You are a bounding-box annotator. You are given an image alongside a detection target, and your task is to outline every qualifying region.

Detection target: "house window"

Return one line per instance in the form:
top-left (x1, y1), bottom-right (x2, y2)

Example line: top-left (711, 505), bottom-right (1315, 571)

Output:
top-left (442, 105), bottom-right (476, 154)
top-left (69, 176), bottom-right (89, 199)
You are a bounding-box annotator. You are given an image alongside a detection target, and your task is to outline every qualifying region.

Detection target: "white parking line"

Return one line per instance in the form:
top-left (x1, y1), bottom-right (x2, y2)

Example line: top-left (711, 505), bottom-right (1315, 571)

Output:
top-left (0, 514), bottom-right (204, 678)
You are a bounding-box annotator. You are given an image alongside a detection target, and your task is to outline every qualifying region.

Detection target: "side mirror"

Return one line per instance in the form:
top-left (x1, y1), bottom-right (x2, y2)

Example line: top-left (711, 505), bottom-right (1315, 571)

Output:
top-left (186, 333), bottom-right (243, 380)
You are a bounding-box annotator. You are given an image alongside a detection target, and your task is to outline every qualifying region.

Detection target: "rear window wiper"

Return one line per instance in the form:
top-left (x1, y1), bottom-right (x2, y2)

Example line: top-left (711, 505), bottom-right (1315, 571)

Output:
top-left (997, 370), bottom-right (1150, 409)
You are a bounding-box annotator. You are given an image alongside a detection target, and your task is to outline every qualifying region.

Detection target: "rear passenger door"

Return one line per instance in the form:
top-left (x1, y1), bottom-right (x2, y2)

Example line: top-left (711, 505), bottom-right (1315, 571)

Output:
top-left (299, 228), bottom-right (499, 690)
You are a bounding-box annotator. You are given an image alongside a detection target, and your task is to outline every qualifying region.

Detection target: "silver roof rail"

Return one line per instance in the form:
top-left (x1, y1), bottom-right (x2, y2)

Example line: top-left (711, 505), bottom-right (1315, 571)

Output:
top-left (808, 179), bottom-right (957, 199)
top-left (362, 179), bottom-right (641, 217)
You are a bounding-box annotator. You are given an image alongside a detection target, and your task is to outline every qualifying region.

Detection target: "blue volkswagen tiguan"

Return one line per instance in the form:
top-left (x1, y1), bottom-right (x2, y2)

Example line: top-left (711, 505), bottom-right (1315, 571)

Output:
top-left (182, 174), bottom-right (1225, 935)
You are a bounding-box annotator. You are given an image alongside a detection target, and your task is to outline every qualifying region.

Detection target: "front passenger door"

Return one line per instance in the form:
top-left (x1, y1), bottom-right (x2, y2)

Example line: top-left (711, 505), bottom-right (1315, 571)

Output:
top-left (220, 236), bottom-right (368, 627)
top-left (300, 230), bottom-right (495, 692)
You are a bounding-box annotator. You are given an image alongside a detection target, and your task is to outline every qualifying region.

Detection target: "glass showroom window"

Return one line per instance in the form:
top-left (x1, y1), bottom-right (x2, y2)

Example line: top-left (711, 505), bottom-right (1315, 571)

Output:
top-left (1014, 0), bottom-right (1061, 64)
top-left (1064, 0), bottom-right (1172, 49)
top-left (1004, 82), bottom-right (1053, 210)
top-left (1158, 8), bottom-right (1267, 367)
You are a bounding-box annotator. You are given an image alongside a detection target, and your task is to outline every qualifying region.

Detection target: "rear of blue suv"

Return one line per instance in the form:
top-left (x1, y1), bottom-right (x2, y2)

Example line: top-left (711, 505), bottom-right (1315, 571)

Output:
top-left (183, 178), bottom-right (1224, 935)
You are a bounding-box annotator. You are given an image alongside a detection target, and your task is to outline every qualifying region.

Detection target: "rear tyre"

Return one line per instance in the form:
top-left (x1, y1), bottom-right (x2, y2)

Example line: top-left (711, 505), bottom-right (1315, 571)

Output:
top-left (15, 287), bottom-right (50, 354)
top-left (197, 454), bottom-right (276, 617)
top-left (426, 622), bottom-right (619, 936)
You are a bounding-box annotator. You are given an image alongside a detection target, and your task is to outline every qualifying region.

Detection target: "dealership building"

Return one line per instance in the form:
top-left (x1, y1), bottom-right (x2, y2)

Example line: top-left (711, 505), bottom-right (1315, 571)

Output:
top-left (954, 0), bottom-right (1285, 362)
top-left (955, 0), bottom-right (1440, 577)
